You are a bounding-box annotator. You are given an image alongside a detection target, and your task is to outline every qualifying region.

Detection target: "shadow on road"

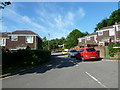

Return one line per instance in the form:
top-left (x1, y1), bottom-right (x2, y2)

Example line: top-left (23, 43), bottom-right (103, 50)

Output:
top-left (83, 58), bottom-right (102, 62)
top-left (18, 54), bottom-right (101, 75)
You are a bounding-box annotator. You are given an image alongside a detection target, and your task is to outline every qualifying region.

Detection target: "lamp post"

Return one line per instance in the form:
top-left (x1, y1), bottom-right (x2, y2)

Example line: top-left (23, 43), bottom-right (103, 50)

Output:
top-left (0, 8), bottom-right (3, 32)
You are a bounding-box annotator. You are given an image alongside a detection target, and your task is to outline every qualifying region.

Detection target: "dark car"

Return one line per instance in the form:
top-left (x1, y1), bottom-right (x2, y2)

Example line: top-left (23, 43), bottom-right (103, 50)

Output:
top-left (76, 48), bottom-right (98, 61)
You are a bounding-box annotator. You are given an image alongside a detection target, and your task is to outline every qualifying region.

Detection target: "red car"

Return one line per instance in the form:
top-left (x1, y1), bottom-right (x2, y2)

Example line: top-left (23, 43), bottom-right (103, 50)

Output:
top-left (76, 47), bottom-right (98, 60)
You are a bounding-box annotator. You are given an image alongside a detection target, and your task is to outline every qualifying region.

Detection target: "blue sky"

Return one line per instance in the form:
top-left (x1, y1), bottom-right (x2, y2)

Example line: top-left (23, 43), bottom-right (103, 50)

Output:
top-left (0, 2), bottom-right (118, 39)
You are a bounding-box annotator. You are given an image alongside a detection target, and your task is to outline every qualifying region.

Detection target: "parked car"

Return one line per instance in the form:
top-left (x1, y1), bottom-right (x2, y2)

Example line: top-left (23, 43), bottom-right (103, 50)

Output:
top-left (76, 47), bottom-right (98, 61)
top-left (61, 51), bottom-right (68, 55)
top-left (68, 49), bottom-right (78, 58)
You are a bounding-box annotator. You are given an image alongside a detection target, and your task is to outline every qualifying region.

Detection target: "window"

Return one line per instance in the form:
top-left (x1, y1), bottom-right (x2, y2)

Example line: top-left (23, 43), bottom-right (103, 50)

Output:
top-left (118, 26), bottom-right (120, 30)
top-left (11, 36), bottom-right (18, 41)
top-left (26, 36), bottom-right (33, 43)
top-left (94, 36), bottom-right (97, 41)
top-left (86, 48), bottom-right (96, 52)
top-left (0, 38), bottom-right (6, 46)
top-left (69, 49), bottom-right (77, 52)
top-left (109, 30), bottom-right (115, 36)
top-left (86, 37), bottom-right (90, 40)
top-left (79, 49), bottom-right (84, 52)
top-left (98, 31), bottom-right (103, 36)
top-left (79, 39), bottom-right (82, 42)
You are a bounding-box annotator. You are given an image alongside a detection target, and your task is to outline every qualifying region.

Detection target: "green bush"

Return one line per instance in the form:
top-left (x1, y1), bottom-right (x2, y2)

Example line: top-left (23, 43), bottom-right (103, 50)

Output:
top-left (108, 42), bottom-right (120, 57)
top-left (2, 49), bottom-right (51, 69)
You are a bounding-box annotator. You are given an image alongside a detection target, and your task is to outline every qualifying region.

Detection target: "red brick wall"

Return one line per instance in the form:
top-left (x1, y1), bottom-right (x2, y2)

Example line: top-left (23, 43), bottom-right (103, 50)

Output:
top-left (95, 46), bottom-right (105, 58)
top-left (78, 39), bottom-right (85, 46)
top-left (86, 37), bottom-right (95, 44)
top-left (5, 36), bottom-right (35, 49)
top-left (116, 31), bottom-right (120, 39)
top-left (97, 31), bottom-right (115, 42)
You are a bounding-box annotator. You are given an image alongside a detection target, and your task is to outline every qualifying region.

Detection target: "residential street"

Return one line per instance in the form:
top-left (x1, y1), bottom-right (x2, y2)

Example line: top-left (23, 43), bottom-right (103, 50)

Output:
top-left (2, 52), bottom-right (118, 88)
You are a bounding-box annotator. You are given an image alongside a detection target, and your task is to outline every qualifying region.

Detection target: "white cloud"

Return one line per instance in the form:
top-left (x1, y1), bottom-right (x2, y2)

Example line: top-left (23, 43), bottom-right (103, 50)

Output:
top-left (3, 8), bottom-right (49, 34)
top-left (78, 8), bottom-right (85, 17)
top-left (35, 5), bottom-right (85, 39)
top-left (3, 3), bottom-right (86, 39)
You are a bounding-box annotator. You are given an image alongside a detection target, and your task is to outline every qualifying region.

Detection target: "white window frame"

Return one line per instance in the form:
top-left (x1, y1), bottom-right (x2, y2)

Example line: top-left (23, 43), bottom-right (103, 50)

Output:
top-left (26, 36), bottom-right (33, 43)
top-left (86, 37), bottom-right (90, 40)
top-left (0, 38), bottom-right (6, 46)
top-left (98, 31), bottom-right (103, 36)
top-left (118, 26), bottom-right (120, 31)
top-left (94, 36), bottom-right (97, 42)
top-left (109, 29), bottom-right (115, 36)
top-left (11, 36), bottom-right (18, 41)
top-left (79, 39), bottom-right (82, 42)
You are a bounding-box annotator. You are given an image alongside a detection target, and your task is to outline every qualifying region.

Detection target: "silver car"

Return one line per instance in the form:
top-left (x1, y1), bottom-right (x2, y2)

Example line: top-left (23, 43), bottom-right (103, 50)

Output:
top-left (68, 49), bottom-right (78, 58)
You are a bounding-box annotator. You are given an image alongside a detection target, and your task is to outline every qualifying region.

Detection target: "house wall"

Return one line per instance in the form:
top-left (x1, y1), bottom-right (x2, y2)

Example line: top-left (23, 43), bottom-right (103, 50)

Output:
top-left (36, 36), bottom-right (42, 49)
top-left (86, 37), bottom-right (95, 44)
top-left (78, 39), bottom-right (85, 46)
top-left (5, 36), bottom-right (36, 49)
top-left (95, 46), bottom-right (105, 58)
top-left (97, 30), bottom-right (115, 42)
top-left (116, 31), bottom-right (120, 40)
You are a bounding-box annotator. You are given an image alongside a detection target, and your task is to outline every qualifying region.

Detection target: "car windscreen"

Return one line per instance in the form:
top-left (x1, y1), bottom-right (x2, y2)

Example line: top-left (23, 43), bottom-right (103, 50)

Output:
top-left (79, 49), bottom-right (84, 52)
top-left (70, 50), bottom-right (77, 52)
top-left (86, 48), bottom-right (96, 52)
top-left (63, 51), bottom-right (67, 52)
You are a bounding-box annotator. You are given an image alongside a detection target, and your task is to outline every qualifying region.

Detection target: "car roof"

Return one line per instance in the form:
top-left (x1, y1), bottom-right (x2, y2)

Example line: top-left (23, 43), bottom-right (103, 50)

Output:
top-left (69, 49), bottom-right (76, 50)
top-left (80, 47), bottom-right (94, 49)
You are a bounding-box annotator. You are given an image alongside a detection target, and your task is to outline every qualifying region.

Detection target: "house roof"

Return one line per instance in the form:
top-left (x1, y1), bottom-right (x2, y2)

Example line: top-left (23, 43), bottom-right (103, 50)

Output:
top-left (12, 30), bottom-right (37, 35)
top-left (86, 32), bottom-right (97, 36)
top-left (100, 26), bottom-right (114, 30)
top-left (0, 32), bottom-right (10, 37)
top-left (0, 30), bottom-right (41, 39)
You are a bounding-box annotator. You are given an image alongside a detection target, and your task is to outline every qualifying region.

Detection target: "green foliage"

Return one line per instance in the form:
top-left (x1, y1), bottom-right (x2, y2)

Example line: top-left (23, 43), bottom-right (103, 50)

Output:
top-left (2, 50), bottom-right (51, 69)
top-left (42, 37), bottom-right (49, 50)
top-left (94, 9), bottom-right (120, 32)
top-left (0, 1), bottom-right (11, 9)
top-left (42, 30), bottom-right (88, 50)
top-left (42, 37), bottom-right (66, 50)
top-left (65, 29), bottom-right (87, 49)
top-left (108, 42), bottom-right (120, 57)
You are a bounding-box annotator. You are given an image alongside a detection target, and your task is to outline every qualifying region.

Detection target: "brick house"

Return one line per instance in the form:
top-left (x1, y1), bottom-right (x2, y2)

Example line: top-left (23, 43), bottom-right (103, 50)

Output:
top-left (96, 23), bottom-right (120, 46)
top-left (78, 37), bottom-right (86, 47)
top-left (78, 22), bottom-right (120, 47)
top-left (77, 23), bottom-right (120, 58)
top-left (0, 30), bottom-right (42, 50)
top-left (78, 32), bottom-right (97, 47)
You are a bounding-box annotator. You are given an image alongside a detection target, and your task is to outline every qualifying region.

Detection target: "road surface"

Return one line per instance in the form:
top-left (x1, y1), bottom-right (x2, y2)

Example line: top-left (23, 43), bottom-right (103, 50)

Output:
top-left (2, 52), bottom-right (118, 88)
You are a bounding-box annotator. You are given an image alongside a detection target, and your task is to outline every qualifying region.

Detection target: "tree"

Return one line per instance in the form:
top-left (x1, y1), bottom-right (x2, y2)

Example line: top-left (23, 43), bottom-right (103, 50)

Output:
top-left (42, 37), bottom-right (49, 50)
top-left (0, 1), bottom-right (11, 9)
top-left (42, 37), bottom-right (66, 50)
top-left (94, 9), bottom-right (120, 32)
top-left (83, 31), bottom-right (89, 36)
top-left (65, 29), bottom-right (84, 49)
top-left (49, 37), bottom-right (66, 50)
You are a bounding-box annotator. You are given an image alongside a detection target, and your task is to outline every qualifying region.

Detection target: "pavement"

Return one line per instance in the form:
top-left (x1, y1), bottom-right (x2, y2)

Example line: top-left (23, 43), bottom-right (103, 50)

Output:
top-left (1, 52), bottom-right (119, 88)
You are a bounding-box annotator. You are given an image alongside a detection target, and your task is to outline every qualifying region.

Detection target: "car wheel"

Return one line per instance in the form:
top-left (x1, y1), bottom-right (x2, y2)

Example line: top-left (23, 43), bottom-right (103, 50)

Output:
top-left (68, 54), bottom-right (70, 57)
top-left (81, 56), bottom-right (85, 61)
top-left (76, 56), bottom-right (78, 60)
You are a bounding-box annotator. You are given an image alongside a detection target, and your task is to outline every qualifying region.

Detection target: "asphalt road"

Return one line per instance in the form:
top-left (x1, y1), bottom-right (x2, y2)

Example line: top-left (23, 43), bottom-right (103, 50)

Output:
top-left (2, 52), bottom-right (118, 88)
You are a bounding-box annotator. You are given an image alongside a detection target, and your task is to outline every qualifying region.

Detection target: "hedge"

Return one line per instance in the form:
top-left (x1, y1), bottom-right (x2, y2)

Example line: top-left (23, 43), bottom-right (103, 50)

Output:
top-left (2, 49), bottom-right (51, 69)
top-left (108, 42), bottom-right (120, 57)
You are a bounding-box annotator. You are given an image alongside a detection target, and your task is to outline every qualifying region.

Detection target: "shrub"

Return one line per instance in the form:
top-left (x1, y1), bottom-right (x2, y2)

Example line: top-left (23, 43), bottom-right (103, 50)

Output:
top-left (108, 42), bottom-right (120, 57)
top-left (2, 49), bottom-right (51, 69)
